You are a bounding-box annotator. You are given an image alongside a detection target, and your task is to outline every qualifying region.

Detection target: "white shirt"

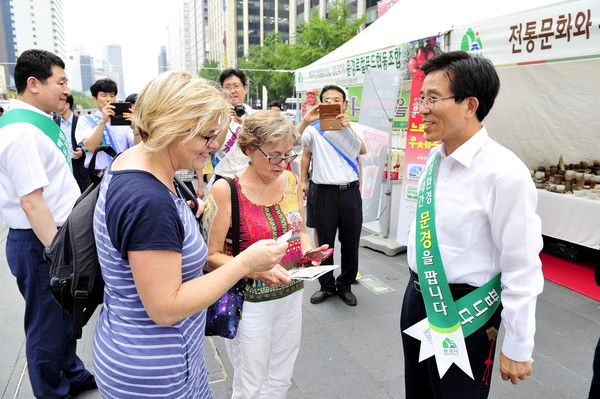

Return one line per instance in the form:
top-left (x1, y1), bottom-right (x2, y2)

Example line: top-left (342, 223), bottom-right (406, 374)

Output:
top-left (212, 106), bottom-right (256, 178)
top-left (0, 99), bottom-right (79, 228)
top-left (58, 112), bottom-right (74, 158)
top-left (301, 122), bottom-right (364, 184)
top-left (75, 110), bottom-right (134, 169)
top-left (407, 127), bottom-right (543, 362)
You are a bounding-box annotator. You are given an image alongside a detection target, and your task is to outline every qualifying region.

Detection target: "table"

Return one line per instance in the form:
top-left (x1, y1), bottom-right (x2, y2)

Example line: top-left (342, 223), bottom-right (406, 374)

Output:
top-left (536, 189), bottom-right (600, 250)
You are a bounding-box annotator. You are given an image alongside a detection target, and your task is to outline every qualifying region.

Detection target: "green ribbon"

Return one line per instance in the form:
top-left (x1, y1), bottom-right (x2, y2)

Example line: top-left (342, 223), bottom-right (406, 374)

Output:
top-left (0, 108), bottom-right (72, 172)
top-left (415, 152), bottom-right (502, 338)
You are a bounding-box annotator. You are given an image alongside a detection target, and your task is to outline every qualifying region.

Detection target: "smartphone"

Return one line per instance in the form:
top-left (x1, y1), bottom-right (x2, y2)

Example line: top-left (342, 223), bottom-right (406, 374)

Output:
top-left (298, 248), bottom-right (334, 266)
top-left (110, 102), bottom-right (132, 126)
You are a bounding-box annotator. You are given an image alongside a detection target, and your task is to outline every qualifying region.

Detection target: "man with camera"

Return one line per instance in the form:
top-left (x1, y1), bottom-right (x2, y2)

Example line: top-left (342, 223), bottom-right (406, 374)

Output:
top-left (299, 84), bottom-right (366, 306)
top-left (75, 78), bottom-right (135, 175)
top-left (210, 68), bottom-right (256, 183)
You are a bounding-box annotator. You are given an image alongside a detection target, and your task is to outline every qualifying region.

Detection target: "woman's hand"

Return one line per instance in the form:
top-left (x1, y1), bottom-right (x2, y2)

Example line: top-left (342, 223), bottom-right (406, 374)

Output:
top-left (241, 239), bottom-right (288, 274)
top-left (252, 264), bottom-right (292, 288)
top-left (302, 244), bottom-right (330, 266)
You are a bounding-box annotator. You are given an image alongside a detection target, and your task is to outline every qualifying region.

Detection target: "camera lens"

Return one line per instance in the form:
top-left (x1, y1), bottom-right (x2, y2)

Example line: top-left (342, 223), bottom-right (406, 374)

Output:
top-left (234, 104), bottom-right (246, 117)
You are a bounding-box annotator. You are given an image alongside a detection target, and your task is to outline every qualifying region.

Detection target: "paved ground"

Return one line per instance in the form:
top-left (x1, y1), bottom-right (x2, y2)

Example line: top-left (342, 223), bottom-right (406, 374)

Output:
top-left (1, 219), bottom-right (598, 398)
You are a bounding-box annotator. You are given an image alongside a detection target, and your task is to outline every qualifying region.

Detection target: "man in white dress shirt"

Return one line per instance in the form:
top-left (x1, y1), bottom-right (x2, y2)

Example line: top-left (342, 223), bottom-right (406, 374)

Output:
top-left (74, 78), bottom-right (134, 175)
top-left (210, 68), bottom-right (256, 184)
top-left (0, 48), bottom-right (96, 398)
top-left (401, 51), bottom-right (543, 399)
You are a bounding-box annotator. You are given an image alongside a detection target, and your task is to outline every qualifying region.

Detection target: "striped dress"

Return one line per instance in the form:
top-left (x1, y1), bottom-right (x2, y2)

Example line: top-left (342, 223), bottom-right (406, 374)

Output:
top-left (92, 170), bottom-right (210, 398)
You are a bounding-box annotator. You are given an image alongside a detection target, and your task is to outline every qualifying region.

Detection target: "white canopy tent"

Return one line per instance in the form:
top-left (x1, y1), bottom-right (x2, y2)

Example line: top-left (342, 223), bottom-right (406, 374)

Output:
top-left (295, 0), bottom-right (565, 92)
top-left (295, 0), bottom-right (600, 169)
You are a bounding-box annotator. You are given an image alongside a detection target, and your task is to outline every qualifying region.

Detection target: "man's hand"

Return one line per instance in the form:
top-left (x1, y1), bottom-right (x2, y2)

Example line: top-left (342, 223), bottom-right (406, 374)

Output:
top-left (101, 102), bottom-right (116, 123)
top-left (499, 352), bottom-right (532, 385)
top-left (299, 180), bottom-right (307, 201)
top-left (123, 110), bottom-right (134, 123)
top-left (229, 104), bottom-right (244, 124)
top-left (303, 104), bottom-right (320, 125)
top-left (337, 112), bottom-right (351, 128)
top-left (72, 147), bottom-right (83, 159)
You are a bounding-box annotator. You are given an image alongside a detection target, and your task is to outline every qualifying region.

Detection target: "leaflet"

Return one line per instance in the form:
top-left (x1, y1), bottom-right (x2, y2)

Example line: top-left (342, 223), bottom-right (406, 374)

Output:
top-left (290, 265), bottom-right (340, 281)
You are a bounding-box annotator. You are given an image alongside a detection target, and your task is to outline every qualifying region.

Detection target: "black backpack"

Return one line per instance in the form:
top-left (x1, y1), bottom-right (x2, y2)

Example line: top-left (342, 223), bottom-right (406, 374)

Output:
top-left (46, 145), bottom-right (116, 339)
top-left (46, 146), bottom-right (199, 339)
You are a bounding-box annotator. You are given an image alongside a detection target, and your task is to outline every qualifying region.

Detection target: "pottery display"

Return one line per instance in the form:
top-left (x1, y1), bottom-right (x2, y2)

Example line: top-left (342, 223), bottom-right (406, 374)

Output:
top-left (533, 157), bottom-right (600, 197)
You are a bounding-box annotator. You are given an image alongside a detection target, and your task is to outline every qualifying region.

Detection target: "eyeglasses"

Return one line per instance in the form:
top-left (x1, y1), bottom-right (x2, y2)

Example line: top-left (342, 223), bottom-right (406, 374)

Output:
top-left (413, 96), bottom-right (455, 109)
top-left (257, 146), bottom-right (298, 165)
top-left (223, 84), bottom-right (244, 91)
top-left (200, 131), bottom-right (220, 147)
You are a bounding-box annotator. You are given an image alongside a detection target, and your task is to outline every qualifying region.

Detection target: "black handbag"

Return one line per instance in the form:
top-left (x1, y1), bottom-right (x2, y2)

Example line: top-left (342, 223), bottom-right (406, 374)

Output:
top-left (204, 176), bottom-right (245, 339)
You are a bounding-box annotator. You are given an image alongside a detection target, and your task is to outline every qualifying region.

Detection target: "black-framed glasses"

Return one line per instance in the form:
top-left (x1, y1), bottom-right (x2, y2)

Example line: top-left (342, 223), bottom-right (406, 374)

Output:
top-left (257, 146), bottom-right (298, 165)
top-left (200, 131), bottom-right (220, 147)
top-left (413, 96), bottom-right (455, 109)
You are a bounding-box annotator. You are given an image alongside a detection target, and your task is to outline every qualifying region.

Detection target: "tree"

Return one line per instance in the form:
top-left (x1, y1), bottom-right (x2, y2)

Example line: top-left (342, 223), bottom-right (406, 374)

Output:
top-left (239, 0), bottom-right (365, 100)
top-left (71, 90), bottom-right (95, 110)
top-left (198, 59), bottom-right (222, 85)
top-left (294, 0), bottom-right (365, 66)
top-left (240, 33), bottom-right (296, 101)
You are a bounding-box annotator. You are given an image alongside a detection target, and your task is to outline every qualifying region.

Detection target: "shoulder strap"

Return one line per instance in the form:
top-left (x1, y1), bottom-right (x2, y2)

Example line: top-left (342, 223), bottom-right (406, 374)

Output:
top-left (176, 175), bottom-right (240, 256)
top-left (312, 120), bottom-right (359, 177)
top-left (0, 108), bottom-right (72, 171)
top-left (221, 176), bottom-right (240, 256)
top-left (84, 114), bottom-right (121, 154)
top-left (88, 145), bottom-right (117, 184)
top-left (71, 115), bottom-right (79, 150)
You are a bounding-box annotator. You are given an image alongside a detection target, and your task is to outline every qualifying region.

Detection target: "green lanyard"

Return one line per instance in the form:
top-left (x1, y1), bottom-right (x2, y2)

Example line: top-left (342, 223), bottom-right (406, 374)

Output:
top-left (0, 108), bottom-right (72, 172)
top-left (413, 151), bottom-right (502, 377)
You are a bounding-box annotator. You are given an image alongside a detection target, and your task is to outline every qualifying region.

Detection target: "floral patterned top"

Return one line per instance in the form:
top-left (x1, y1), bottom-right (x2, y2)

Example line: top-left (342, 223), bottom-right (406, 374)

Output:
top-left (226, 171), bottom-right (304, 302)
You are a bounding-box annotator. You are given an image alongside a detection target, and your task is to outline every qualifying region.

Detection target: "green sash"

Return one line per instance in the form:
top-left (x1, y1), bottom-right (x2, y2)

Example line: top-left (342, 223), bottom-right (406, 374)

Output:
top-left (0, 108), bottom-right (72, 172)
top-left (404, 151), bottom-right (502, 379)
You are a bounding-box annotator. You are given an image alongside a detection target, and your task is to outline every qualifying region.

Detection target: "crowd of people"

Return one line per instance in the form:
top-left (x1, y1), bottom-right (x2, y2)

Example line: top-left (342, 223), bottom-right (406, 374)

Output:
top-left (2, 47), bottom-right (596, 399)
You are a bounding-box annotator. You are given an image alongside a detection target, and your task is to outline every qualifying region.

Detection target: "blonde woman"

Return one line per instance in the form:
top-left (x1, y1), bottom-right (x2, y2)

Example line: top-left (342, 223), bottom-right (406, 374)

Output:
top-left (91, 72), bottom-right (287, 398)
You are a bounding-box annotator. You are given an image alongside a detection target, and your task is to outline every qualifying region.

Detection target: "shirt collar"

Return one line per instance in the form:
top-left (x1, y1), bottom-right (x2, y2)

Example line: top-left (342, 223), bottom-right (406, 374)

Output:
top-left (61, 113), bottom-right (73, 125)
top-left (440, 126), bottom-right (488, 168)
top-left (9, 98), bottom-right (53, 117)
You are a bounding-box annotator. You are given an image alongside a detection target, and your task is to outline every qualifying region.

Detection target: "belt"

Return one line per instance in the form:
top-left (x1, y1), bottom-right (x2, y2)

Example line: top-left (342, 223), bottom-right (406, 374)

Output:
top-left (315, 181), bottom-right (359, 190)
top-left (409, 268), bottom-right (475, 294)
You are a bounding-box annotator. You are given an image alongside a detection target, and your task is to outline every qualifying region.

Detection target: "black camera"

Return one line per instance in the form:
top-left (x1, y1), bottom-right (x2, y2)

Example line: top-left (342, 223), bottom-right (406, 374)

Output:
top-left (234, 104), bottom-right (246, 117)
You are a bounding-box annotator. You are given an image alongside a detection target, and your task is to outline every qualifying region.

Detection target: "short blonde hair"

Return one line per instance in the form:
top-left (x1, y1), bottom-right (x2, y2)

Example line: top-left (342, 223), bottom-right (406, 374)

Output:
top-left (237, 110), bottom-right (299, 154)
top-left (134, 71), bottom-right (229, 152)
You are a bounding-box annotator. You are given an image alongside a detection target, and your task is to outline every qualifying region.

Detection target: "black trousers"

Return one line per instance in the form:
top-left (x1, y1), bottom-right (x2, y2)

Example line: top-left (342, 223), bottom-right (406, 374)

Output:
top-left (590, 337), bottom-right (600, 399)
top-left (312, 183), bottom-right (362, 293)
top-left (401, 278), bottom-right (502, 399)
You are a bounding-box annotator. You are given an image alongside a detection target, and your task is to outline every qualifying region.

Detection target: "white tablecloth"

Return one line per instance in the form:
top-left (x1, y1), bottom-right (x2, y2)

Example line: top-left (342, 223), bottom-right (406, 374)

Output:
top-left (536, 189), bottom-right (600, 250)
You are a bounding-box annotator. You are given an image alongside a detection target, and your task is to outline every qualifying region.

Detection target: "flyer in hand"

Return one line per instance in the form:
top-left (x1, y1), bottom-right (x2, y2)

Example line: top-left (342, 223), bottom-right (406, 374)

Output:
top-left (290, 265), bottom-right (340, 281)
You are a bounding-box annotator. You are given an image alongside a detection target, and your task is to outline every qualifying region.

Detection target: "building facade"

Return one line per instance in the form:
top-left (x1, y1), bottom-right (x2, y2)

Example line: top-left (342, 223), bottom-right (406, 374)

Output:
top-left (158, 45), bottom-right (168, 74)
top-left (166, 0), bottom-right (209, 76)
top-left (105, 44), bottom-right (126, 98)
top-left (206, 0), bottom-right (294, 69)
top-left (0, 0), bottom-right (66, 93)
top-left (206, 0), bottom-right (378, 69)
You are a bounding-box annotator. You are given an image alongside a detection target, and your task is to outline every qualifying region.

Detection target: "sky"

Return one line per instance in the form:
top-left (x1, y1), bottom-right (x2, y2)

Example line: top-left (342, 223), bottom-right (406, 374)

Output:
top-left (62, 0), bottom-right (170, 96)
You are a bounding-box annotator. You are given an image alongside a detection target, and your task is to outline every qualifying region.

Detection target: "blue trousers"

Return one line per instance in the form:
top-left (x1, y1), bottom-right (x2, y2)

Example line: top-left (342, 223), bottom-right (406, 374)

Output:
top-left (7, 228), bottom-right (90, 399)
